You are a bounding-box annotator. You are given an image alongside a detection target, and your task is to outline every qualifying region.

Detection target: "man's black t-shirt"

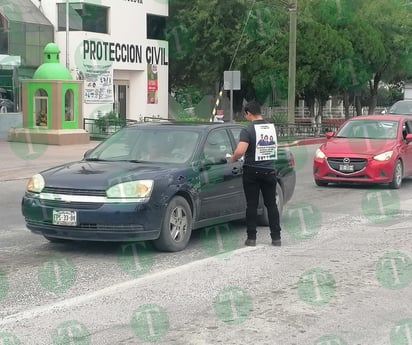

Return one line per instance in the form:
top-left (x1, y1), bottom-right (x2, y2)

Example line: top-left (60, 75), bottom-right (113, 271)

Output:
top-left (239, 119), bottom-right (276, 170)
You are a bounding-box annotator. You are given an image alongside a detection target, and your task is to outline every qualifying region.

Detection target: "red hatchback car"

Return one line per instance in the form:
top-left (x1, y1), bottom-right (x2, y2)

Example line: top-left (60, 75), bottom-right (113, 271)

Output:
top-left (313, 115), bottom-right (412, 189)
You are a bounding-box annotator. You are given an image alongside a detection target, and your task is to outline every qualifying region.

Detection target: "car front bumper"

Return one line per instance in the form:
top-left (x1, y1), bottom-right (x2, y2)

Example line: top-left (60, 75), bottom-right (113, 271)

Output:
top-left (22, 193), bottom-right (164, 242)
top-left (313, 158), bottom-right (396, 184)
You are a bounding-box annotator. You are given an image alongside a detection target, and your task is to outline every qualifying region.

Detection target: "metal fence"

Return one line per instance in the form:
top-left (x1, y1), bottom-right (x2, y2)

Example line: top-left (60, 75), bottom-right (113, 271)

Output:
top-left (83, 118), bottom-right (138, 140)
top-left (83, 117), bottom-right (343, 140)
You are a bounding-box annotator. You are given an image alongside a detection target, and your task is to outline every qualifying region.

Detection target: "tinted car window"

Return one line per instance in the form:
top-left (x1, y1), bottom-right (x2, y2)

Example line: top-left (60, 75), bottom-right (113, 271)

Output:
top-left (336, 120), bottom-right (398, 139)
top-left (87, 126), bottom-right (200, 163)
top-left (202, 129), bottom-right (233, 164)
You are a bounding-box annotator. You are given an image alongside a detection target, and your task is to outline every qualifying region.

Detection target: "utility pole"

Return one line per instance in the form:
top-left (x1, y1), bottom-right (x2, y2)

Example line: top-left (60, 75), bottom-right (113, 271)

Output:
top-left (66, 0), bottom-right (70, 69)
top-left (287, 0), bottom-right (297, 124)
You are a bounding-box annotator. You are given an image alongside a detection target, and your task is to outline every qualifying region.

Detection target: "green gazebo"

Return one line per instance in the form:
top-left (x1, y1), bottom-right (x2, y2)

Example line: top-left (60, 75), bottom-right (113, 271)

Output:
top-left (9, 43), bottom-right (89, 145)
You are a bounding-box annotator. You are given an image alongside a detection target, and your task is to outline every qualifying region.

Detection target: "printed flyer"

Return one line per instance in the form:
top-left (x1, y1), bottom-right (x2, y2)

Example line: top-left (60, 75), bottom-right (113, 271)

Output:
top-left (254, 123), bottom-right (278, 160)
top-left (83, 65), bottom-right (114, 104)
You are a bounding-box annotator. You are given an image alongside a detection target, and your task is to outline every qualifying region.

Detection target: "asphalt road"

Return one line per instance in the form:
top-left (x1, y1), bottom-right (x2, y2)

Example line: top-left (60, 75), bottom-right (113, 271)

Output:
top-left (0, 143), bottom-right (411, 345)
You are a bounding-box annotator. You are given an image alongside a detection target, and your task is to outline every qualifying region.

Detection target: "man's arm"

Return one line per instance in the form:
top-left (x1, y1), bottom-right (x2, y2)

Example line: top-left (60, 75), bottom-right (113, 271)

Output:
top-left (231, 141), bottom-right (249, 162)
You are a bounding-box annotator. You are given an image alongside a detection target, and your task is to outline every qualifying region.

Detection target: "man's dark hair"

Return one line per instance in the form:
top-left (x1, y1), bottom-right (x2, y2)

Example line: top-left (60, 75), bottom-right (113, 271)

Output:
top-left (244, 100), bottom-right (261, 115)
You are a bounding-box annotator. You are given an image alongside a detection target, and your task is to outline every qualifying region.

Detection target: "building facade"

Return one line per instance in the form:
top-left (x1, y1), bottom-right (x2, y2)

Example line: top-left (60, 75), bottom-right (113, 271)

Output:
top-left (0, 0), bottom-right (168, 127)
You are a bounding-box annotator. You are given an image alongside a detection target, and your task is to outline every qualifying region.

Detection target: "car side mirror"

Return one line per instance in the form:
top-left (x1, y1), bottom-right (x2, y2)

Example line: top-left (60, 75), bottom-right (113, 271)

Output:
top-left (83, 149), bottom-right (93, 159)
top-left (326, 132), bottom-right (334, 139)
top-left (405, 133), bottom-right (412, 143)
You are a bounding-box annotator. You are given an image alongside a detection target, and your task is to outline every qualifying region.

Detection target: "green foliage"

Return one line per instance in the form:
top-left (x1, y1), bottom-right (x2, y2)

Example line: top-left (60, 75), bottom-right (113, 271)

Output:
top-left (95, 111), bottom-right (120, 132)
top-left (272, 113), bottom-right (288, 124)
top-left (169, 0), bottom-right (412, 115)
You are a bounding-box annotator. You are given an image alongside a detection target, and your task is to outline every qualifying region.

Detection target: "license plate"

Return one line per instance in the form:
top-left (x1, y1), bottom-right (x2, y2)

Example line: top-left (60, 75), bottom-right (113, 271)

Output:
top-left (53, 210), bottom-right (77, 226)
top-left (339, 164), bottom-right (354, 172)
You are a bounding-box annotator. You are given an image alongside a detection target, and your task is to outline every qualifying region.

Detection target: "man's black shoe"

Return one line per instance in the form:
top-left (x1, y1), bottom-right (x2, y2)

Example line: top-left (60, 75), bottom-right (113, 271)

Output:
top-left (245, 239), bottom-right (256, 246)
top-left (272, 239), bottom-right (281, 247)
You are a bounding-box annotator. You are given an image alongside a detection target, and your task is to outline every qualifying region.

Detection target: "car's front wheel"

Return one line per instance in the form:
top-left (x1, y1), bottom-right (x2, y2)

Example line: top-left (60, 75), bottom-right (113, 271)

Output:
top-left (389, 159), bottom-right (403, 189)
top-left (153, 196), bottom-right (193, 252)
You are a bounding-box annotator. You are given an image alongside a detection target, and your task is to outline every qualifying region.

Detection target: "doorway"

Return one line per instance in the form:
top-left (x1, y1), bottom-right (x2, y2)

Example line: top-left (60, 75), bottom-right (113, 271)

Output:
top-left (113, 80), bottom-right (129, 122)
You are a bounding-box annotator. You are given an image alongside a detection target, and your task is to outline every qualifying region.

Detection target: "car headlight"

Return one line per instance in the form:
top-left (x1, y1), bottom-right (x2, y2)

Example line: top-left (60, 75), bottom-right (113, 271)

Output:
top-left (315, 148), bottom-right (327, 159)
top-left (106, 180), bottom-right (154, 201)
top-left (27, 174), bottom-right (45, 193)
top-left (373, 150), bottom-right (394, 161)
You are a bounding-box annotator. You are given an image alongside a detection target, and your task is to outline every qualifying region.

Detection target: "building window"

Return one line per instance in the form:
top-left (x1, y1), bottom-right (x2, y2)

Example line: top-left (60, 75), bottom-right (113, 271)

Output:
top-left (57, 3), bottom-right (108, 34)
top-left (0, 14), bottom-right (8, 54)
top-left (147, 14), bottom-right (166, 40)
top-left (34, 89), bottom-right (48, 127)
top-left (65, 89), bottom-right (74, 121)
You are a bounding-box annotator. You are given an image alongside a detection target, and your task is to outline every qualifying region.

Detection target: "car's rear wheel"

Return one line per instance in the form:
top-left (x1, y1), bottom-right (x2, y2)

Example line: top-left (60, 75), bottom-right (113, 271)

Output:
top-left (315, 179), bottom-right (328, 187)
top-left (389, 159), bottom-right (403, 189)
top-left (153, 196), bottom-right (193, 252)
top-left (257, 183), bottom-right (284, 226)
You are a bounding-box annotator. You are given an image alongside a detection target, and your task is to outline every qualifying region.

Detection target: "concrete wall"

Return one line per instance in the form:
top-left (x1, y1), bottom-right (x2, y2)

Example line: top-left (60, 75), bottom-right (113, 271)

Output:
top-left (0, 113), bottom-right (22, 139)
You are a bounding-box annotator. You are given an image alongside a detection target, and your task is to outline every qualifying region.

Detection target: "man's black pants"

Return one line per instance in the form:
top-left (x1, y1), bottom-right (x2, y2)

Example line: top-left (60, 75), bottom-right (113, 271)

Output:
top-left (242, 167), bottom-right (281, 241)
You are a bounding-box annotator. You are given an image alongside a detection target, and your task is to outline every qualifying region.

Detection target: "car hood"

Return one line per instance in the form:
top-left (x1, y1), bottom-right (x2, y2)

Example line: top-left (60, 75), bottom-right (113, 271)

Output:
top-left (40, 160), bottom-right (180, 190)
top-left (321, 138), bottom-right (396, 157)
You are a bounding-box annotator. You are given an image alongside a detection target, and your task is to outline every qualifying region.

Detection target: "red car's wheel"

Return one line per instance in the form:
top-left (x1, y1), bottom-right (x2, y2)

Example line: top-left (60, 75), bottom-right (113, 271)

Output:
top-left (389, 159), bottom-right (403, 189)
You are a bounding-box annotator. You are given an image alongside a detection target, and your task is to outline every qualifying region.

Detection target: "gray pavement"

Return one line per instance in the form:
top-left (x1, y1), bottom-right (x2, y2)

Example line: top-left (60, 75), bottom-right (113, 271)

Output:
top-left (0, 139), bottom-right (100, 181)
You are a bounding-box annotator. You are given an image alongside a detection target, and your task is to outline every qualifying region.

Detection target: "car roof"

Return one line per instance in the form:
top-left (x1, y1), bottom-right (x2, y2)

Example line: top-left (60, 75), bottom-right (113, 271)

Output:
top-left (346, 114), bottom-right (411, 122)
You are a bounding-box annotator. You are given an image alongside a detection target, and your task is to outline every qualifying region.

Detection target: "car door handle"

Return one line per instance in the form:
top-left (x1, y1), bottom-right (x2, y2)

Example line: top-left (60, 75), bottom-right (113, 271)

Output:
top-left (232, 167), bottom-right (241, 175)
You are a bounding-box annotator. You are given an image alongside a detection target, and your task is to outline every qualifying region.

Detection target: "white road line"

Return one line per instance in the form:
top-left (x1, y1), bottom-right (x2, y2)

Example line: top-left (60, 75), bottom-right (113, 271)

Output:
top-left (0, 246), bottom-right (257, 326)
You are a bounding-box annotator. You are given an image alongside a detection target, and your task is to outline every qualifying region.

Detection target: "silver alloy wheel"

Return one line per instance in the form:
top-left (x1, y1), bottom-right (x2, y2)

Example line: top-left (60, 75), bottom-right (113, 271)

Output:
top-left (389, 159), bottom-right (403, 189)
top-left (394, 160), bottom-right (402, 186)
top-left (169, 205), bottom-right (188, 242)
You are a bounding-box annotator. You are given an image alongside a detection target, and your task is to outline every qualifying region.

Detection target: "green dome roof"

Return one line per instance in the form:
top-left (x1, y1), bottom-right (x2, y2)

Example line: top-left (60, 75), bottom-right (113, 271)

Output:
top-left (33, 43), bottom-right (72, 80)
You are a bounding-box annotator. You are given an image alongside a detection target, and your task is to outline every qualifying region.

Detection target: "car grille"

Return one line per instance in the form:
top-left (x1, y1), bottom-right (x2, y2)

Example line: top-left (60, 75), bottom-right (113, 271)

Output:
top-left (40, 199), bottom-right (103, 209)
top-left (43, 187), bottom-right (106, 197)
top-left (327, 158), bottom-right (367, 174)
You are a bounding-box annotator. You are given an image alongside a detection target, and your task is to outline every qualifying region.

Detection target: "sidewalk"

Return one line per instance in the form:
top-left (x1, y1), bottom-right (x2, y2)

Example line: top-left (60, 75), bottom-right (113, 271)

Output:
top-left (0, 139), bottom-right (100, 181)
top-left (0, 137), bottom-right (326, 182)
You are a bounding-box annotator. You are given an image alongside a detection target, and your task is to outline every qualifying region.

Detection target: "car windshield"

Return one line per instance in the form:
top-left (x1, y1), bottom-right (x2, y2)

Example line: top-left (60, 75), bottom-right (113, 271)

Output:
top-left (86, 126), bottom-right (200, 163)
top-left (336, 120), bottom-right (399, 139)
top-left (389, 101), bottom-right (412, 115)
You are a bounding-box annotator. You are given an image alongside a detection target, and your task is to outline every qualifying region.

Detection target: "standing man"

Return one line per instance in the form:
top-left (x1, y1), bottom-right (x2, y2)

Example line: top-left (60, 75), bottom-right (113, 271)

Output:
top-left (230, 100), bottom-right (281, 247)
